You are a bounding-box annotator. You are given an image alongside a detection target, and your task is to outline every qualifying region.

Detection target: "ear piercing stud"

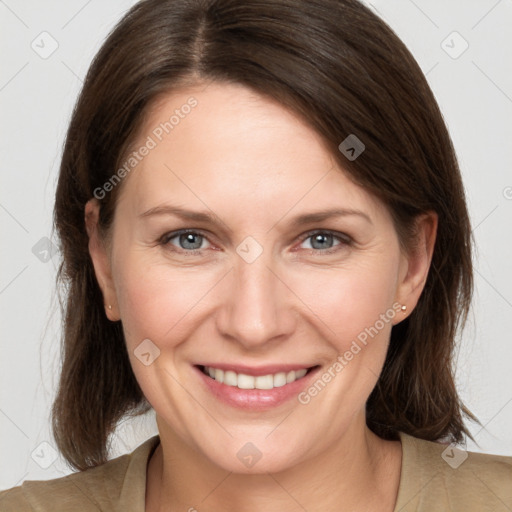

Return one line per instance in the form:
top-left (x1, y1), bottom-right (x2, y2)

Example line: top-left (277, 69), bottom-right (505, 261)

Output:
top-left (401, 305), bottom-right (407, 312)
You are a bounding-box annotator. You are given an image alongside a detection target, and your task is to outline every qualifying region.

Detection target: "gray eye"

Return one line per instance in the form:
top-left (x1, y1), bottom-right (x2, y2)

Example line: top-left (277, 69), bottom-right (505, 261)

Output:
top-left (309, 233), bottom-right (335, 250)
top-left (178, 232), bottom-right (204, 250)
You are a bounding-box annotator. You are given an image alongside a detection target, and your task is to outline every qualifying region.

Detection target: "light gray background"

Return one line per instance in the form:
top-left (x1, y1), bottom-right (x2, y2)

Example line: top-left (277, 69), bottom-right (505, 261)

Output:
top-left (1, 0), bottom-right (511, 490)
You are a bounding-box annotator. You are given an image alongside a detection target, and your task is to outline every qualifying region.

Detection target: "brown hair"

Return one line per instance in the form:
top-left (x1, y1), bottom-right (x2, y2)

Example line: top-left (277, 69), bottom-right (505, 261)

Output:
top-left (52, 0), bottom-right (478, 471)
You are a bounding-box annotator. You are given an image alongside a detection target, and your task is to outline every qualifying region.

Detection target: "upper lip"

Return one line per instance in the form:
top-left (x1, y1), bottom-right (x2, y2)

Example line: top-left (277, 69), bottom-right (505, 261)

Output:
top-left (195, 363), bottom-right (318, 377)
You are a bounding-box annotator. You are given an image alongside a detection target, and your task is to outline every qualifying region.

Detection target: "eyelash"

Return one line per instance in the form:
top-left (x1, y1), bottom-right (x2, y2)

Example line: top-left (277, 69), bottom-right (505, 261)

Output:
top-left (158, 229), bottom-right (352, 256)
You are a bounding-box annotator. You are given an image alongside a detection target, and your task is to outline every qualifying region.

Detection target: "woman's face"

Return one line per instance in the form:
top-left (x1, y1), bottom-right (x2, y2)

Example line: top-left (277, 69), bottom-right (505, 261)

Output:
top-left (88, 81), bottom-right (430, 474)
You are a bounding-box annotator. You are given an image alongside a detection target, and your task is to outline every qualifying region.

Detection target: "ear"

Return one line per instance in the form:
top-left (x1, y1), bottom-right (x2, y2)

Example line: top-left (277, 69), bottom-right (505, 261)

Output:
top-left (393, 211), bottom-right (438, 324)
top-left (84, 199), bottom-right (120, 321)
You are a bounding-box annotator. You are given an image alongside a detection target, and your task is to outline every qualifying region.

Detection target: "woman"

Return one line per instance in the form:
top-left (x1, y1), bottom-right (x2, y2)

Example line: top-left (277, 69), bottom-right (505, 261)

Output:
top-left (1, 0), bottom-right (510, 510)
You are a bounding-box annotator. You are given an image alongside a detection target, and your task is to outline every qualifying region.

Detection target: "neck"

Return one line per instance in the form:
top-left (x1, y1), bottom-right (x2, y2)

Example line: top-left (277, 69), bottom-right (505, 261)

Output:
top-left (146, 417), bottom-right (402, 512)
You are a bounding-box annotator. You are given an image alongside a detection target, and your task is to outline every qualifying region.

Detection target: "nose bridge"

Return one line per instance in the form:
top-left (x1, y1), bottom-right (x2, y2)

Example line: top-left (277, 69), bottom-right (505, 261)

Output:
top-left (217, 248), bottom-right (294, 347)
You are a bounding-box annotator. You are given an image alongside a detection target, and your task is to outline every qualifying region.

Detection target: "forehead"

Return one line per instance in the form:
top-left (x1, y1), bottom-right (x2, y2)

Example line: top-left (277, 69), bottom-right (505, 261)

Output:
top-left (137, 81), bottom-right (332, 169)
top-left (116, 82), bottom-right (387, 223)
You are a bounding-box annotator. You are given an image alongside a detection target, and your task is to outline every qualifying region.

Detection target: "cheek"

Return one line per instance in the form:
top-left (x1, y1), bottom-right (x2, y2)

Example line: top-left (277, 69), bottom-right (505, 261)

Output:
top-left (113, 255), bottom-right (221, 405)
top-left (288, 257), bottom-right (399, 349)
top-left (288, 261), bottom-right (400, 414)
top-left (113, 252), bottom-right (219, 349)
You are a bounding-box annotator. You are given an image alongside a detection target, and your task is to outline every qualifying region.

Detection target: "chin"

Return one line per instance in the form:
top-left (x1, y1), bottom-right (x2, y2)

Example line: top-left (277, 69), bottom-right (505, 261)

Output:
top-left (197, 437), bottom-right (304, 475)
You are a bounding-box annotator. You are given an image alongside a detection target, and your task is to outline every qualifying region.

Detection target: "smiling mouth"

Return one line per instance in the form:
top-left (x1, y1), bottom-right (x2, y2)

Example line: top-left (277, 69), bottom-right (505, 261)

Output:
top-left (196, 365), bottom-right (318, 390)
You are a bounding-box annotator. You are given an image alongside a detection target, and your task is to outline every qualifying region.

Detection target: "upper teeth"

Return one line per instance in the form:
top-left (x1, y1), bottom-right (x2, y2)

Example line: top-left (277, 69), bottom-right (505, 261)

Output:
top-left (203, 366), bottom-right (309, 389)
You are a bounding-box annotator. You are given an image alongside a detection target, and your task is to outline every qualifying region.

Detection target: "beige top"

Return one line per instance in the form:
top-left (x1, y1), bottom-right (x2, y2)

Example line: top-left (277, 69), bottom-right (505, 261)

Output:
top-left (1, 432), bottom-right (511, 511)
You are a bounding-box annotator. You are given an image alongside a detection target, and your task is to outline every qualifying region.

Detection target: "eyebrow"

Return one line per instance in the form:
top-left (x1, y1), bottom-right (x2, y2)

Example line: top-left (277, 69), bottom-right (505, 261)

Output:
top-left (138, 205), bottom-right (372, 230)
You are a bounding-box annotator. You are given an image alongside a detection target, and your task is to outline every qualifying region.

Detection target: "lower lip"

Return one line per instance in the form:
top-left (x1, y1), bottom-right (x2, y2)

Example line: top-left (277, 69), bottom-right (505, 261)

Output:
top-left (194, 365), bottom-right (321, 411)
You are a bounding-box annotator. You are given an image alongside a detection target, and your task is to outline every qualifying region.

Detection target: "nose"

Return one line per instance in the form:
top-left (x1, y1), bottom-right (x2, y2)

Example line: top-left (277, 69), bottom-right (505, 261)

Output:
top-left (216, 252), bottom-right (297, 350)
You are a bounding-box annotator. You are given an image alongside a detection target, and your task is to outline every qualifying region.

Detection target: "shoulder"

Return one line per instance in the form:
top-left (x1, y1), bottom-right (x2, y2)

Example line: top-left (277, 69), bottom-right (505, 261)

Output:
top-left (0, 453), bottom-right (131, 512)
top-left (395, 431), bottom-right (512, 512)
top-left (0, 435), bottom-right (160, 512)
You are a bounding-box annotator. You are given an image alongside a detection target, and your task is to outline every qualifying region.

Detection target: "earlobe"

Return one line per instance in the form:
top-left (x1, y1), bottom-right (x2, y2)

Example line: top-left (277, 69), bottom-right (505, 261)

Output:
top-left (84, 199), bottom-right (120, 321)
top-left (394, 212), bottom-right (438, 321)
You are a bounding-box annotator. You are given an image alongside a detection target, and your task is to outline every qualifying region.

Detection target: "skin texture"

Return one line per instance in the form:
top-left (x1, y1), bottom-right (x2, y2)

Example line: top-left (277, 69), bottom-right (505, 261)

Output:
top-left (85, 82), bottom-right (437, 511)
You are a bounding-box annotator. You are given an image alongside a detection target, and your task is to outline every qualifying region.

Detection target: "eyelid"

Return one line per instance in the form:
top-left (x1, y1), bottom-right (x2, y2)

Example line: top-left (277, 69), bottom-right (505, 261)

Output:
top-left (159, 228), bottom-right (214, 249)
top-left (296, 229), bottom-right (352, 245)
